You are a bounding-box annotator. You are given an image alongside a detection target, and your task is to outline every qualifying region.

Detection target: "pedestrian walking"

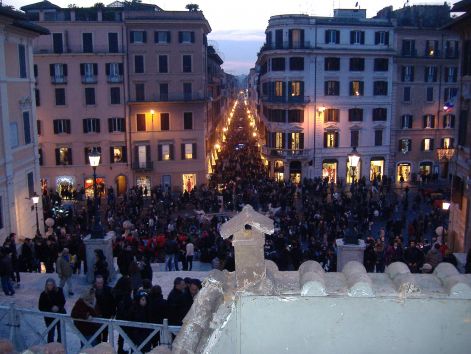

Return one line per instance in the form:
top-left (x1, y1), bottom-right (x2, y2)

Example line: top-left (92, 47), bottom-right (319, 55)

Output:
top-left (38, 278), bottom-right (66, 343)
top-left (56, 248), bottom-right (74, 296)
top-left (0, 247), bottom-right (15, 296)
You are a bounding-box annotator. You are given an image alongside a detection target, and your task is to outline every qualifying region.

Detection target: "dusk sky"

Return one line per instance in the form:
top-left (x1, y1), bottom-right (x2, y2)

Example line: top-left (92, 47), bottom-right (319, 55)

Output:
top-left (6, 0), bottom-right (457, 75)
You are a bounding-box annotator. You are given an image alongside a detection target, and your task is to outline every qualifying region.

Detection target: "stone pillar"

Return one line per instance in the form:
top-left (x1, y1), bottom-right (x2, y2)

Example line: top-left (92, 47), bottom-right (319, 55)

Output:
top-left (233, 229), bottom-right (266, 289)
top-left (335, 238), bottom-right (366, 272)
top-left (84, 232), bottom-right (115, 283)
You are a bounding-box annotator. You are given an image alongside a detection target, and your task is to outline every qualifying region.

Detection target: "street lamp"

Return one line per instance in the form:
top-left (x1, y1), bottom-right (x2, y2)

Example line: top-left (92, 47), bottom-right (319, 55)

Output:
top-left (348, 147), bottom-right (360, 182)
top-left (31, 192), bottom-right (40, 236)
top-left (88, 149), bottom-right (103, 239)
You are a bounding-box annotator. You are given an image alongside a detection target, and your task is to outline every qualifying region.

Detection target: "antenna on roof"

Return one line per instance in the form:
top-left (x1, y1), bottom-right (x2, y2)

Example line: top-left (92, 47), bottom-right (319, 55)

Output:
top-left (355, 2), bottom-right (360, 10)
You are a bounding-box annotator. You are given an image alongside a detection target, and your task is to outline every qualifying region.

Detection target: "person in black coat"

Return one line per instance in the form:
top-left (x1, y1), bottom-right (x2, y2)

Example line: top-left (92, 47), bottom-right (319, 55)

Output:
top-left (129, 290), bottom-right (151, 352)
top-left (93, 249), bottom-right (110, 283)
top-left (166, 277), bottom-right (187, 325)
top-left (38, 278), bottom-right (66, 343)
top-left (0, 247), bottom-right (15, 296)
top-left (363, 241), bottom-right (377, 273)
top-left (404, 240), bottom-right (424, 273)
top-left (93, 274), bottom-right (116, 342)
top-left (3, 233), bottom-right (20, 286)
top-left (117, 245), bottom-right (133, 276)
top-left (148, 285), bottom-right (168, 347)
top-left (113, 276), bottom-right (133, 354)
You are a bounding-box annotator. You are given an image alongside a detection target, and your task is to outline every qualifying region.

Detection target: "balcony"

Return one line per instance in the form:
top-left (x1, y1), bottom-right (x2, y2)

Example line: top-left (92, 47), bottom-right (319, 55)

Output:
top-left (107, 75), bottom-right (123, 83)
top-left (262, 146), bottom-right (311, 160)
top-left (82, 75), bottom-right (97, 84)
top-left (260, 41), bottom-right (312, 52)
top-left (51, 75), bottom-right (67, 84)
top-left (132, 161), bottom-right (153, 171)
top-left (261, 96), bottom-right (310, 105)
top-left (401, 49), bottom-right (417, 57)
top-left (130, 92), bottom-right (209, 103)
top-left (423, 50), bottom-right (441, 59)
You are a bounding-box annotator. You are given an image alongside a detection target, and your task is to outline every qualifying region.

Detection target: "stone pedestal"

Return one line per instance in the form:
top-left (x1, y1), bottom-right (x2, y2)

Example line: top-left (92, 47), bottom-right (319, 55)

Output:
top-left (336, 239), bottom-right (366, 272)
top-left (84, 233), bottom-right (115, 283)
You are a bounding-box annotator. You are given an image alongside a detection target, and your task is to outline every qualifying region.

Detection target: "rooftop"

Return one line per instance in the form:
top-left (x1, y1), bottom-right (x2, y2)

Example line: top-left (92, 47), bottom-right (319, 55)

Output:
top-left (0, 5), bottom-right (49, 34)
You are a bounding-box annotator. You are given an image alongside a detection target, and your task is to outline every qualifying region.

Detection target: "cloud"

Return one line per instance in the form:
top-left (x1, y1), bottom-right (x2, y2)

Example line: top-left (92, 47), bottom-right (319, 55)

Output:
top-left (209, 29), bottom-right (265, 42)
top-left (222, 60), bottom-right (255, 75)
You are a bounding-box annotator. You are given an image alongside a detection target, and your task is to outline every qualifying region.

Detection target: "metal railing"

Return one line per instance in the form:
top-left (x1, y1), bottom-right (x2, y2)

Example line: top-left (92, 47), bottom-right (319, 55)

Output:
top-left (0, 304), bottom-right (179, 354)
top-left (131, 161), bottom-right (153, 171)
top-left (262, 146), bottom-right (311, 159)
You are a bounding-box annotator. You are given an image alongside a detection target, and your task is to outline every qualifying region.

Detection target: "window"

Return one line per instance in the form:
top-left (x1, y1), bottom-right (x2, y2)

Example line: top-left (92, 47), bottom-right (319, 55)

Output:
top-left (425, 40), bottom-right (439, 57)
top-left (275, 29), bottom-right (283, 48)
top-left (423, 115), bottom-right (435, 129)
top-left (83, 118), bottom-right (100, 133)
top-left (289, 29), bottom-right (304, 48)
top-left (38, 148), bottom-right (43, 166)
top-left (375, 31), bottom-right (389, 45)
top-left (351, 130), bottom-right (359, 147)
top-left (155, 31), bottom-right (171, 44)
top-left (159, 55), bottom-right (168, 73)
top-left (444, 88), bottom-right (458, 101)
top-left (134, 55), bottom-right (144, 73)
top-left (426, 87), bottom-right (434, 102)
top-left (37, 120), bottom-right (42, 136)
top-left (424, 66), bottom-right (437, 82)
top-left (53, 119), bottom-right (71, 134)
top-left (324, 81), bottom-right (339, 96)
top-left (267, 109), bottom-right (285, 122)
top-left (106, 63), bottom-right (123, 82)
top-left (402, 39), bottom-right (416, 56)
top-left (401, 66), bottom-right (414, 82)
top-left (53, 33), bottom-right (63, 53)
top-left (161, 113), bottom-right (170, 131)
top-left (458, 110), bottom-right (468, 146)
top-left (443, 114), bottom-right (455, 128)
top-left (110, 87), bottom-right (120, 104)
top-left (372, 108), bottom-right (387, 121)
top-left (82, 33), bottom-right (93, 53)
top-left (23, 112), bottom-right (31, 144)
top-left (324, 131), bottom-right (338, 148)
top-left (10, 123), bottom-right (18, 148)
top-left (108, 117), bottom-right (125, 132)
top-left (442, 137), bottom-right (454, 148)
top-left (422, 138), bottom-right (434, 151)
top-left (110, 146), bottom-right (127, 163)
top-left (80, 63), bottom-right (98, 83)
top-left (289, 132), bottom-right (303, 150)
top-left (289, 57), bottom-right (304, 71)
top-left (288, 110), bottom-right (303, 123)
top-left (403, 87), bottom-right (411, 102)
top-left (374, 130), bottom-right (383, 146)
top-left (325, 30), bottom-right (340, 44)
top-left (401, 115), bottom-right (413, 129)
top-left (275, 132), bottom-right (284, 149)
top-left (85, 88), bottom-right (96, 105)
top-left (183, 83), bottom-right (192, 100)
top-left (55, 147), bottom-right (72, 165)
top-left (182, 143), bottom-right (196, 159)
top-left (108, 33), bottom-right (118, 53)
top-left (160, 83), bottom-right (168, 101)
top-left (348, 108), bottom-right (363, 122)
top-left (324, 109), bottom-right (339, 123)
top-left (398, 139), bottom-right (412, 153)
top-left (182, 55), bottom-right (192, 73)
top-left (84, 147), bottom-right (101, 164)
top-left (136, 114), bottom-right (146, 131)
top-left (373, 81), bottom-right (388, 96)
top-left (271, 57), bottom-right (285, 71)
top-left (445, 40), bottom-right (459, 58)
top-left (55, 88), bottom-right (65, 105)
top-left (18, 44), bottom-right (27, 78)
top-left (158, 144), bottom-right (174, 161)
top-left (34, 64), bottom-right (38, 78)
top-left (184, 112), bottom-right (193, 130)
top-left (50, 63), bottom-right (67, 83)
top-left (179, 31), bottom-right (195, 43)
top-left (289, 81), bottom-right (303, 98)
top-left (350, 81), bottom-right (364, 96)
top-left (325, 57), bottom-right (340, 71)
top-left (130, 30), bottom-right (147, 43)
top-left (349, 58), bottom-right (364, 71)
top-left (135, 83), bottom-right (145, 101)
top-left (445, 67), bottom-right (458, 83)
top-left (350, 30), bottom-right (365, 45)
top-left (374, 58), bottom-right (388, 71)
top-left (275, 81), bottom-right (284, 97)
top-left (27, 172), bottom-right (34, 197)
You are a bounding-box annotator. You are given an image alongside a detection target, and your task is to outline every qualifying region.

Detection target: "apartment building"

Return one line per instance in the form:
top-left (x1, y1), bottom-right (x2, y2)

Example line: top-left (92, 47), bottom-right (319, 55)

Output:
top-left (376, 5), bottom-right (459, 184)
top-left (0, 6), bottom-right (48, 241)
top-left (257, 9), bottom-right (394, 183)
top-left (444, 0), bottom-right (471, 252)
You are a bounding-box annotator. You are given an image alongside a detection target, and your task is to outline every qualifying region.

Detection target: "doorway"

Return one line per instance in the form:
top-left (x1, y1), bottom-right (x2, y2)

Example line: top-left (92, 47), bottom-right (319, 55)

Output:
top-left (116, 175), bottom-right (127, 196)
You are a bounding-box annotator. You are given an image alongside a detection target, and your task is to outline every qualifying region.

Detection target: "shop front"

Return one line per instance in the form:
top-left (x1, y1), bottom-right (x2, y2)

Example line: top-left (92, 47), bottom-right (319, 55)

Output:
top-left (289, 161), bottom-right (302, 184)
top-left (322, 159), bottom-right (337, 183)
top-left (115, 175), bottom-right (127, 196)
top-left (419, 161), bottom-right (433, 179)
top-left (183, 174), bottom-right (196, 192)
top-left (274, 160), bottom-right (284, 182)
top-left (370, 157), bottom-right (385, 181)
top-left (162, 175), bottom-right (171, 192)
top-left (346, 159), bottom-right (361, 184)
top-left (85, 177), bottom-right (106, 198)
top-left (136, 176), bottom-right (151, 196)
top-left (397, 163), bottom-right (411, 183)
top-left (56, 176), bottom-right (76, 199)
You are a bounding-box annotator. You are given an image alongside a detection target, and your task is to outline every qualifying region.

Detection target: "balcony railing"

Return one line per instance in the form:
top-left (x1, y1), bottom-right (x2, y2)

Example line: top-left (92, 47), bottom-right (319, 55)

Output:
top-left (262, 146), bottom-right (311, 159)
top-left (107, 75), bottom-right (123, 83)
top-left (51, 75), bottom-right (67, 84)
top-left (401, 49), bottom-right (417, 57)
top-left (132, 161), bottom-right (153, 171)
top-left (131, 92), bottom-right (209, 103)
top-left (261, 41), bottom-right (312, 52)
top-left (261, 96), bottom-right (310, 104)
top-left (424, 50), bottom-right (441, 58)
top-left (81, 75), bottom-right (97, 84)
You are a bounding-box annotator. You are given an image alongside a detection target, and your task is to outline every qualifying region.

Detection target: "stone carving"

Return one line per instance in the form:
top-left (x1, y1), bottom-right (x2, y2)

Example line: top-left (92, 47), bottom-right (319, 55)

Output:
top-left (343, 261), bottom-right (374, 297)
top-left (299, 261), bottom-right (326, 296)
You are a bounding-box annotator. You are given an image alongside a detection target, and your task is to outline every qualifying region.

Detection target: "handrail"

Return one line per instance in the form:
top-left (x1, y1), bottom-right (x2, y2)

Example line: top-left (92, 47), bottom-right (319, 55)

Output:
top-left (0, 303), bottom-right (180, 354)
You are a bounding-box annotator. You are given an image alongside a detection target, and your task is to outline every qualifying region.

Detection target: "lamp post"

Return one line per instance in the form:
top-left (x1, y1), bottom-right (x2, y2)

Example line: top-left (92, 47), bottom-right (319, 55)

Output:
top-left (88, 149), bottom-right (103, 239)
top-left (31, 192), bottom-right (40, 236)
top-left (348, 147), bottom-right (360, 183)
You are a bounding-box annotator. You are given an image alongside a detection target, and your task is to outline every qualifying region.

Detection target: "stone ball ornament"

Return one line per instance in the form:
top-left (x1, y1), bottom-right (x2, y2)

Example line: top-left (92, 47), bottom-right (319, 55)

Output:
top-left (45, 218), bottom-right (55, 227)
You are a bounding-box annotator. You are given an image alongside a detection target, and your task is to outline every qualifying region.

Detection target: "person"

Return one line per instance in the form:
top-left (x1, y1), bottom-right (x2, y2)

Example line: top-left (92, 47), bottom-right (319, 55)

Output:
top-left (128, 260), bottom-right (143, 293)
top-left (188, 279), bottom-right (201, 299)
top-left (56, 248), bottom-right (74, 296)
top-left (38, 278), bottom-right (66, 343)
top-left (0, 247), bottom-right (15, 296)
top-left (404, 240), bottom-right (424, 273)
top-left (93, 275), bottom-right (116, 342)
top-left (425, 243), bottom-right (443, 270)
top-left (186, 240), bottom-right (194, 271)
top-left (167, 277), bottom-right (187, 326)
top-left (113, 276), bottom-right (133, 354)
top-left (3, 233), bottom-right (20, 287)
top-left (164, 235), bottom-right (179, 271)
top-left (20, 238), bottom-right (34, 272)
top-left (363, 241), bottom-right (377, 273)
top-left (93, 249), bottom-right (109, 283)
top-left (128, 290), bottom-right (151, 352)
top-left (148, 285), bottom-right (168, 347)
top-left (71, 288), bottom-right (100, 347)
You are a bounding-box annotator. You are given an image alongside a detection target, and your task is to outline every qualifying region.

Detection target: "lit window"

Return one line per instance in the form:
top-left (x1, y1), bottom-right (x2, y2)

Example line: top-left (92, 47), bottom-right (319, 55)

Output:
top-left (185, 143), bottom-right (193, 159)
top-left (326, 132), bottom-right (336, 148)
top-left (275, 81), bottom-right (283, 96)
top-left (291, 133), bottom-right (300, 150)
top-left (162, 144), bottom-right (170, 160)
top-left (291, 81), bottom-right (301, 96)
top-left (443, 137), bottom-right (452, 149)
top-left (423, 138), bottom-right (432, 151)
top-left (275, 132), bottom-right (283, 149)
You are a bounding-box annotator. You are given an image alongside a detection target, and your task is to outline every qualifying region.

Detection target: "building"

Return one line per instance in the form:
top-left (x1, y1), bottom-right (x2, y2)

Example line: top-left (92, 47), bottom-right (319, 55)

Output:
top-left (22, 0), bottom-right (227, 195)
top-left (0, 5), bottom-right (48, 241)
top-left (443, 0), bottom-right (471, 253)
top-left (257, 9), bottom-right (395, 183)
top-left (376, 5), bottom-right (459, 184)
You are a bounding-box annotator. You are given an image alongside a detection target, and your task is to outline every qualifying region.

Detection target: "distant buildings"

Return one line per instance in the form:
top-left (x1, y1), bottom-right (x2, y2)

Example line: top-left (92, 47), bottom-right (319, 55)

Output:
top-left (253, 5), bottom-right (459, 185)
top-left (22, 0), bottom-right (230, 196)
top-left (0, 6), bottom-right (48, 241)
